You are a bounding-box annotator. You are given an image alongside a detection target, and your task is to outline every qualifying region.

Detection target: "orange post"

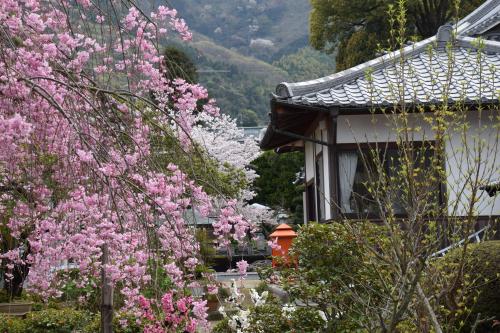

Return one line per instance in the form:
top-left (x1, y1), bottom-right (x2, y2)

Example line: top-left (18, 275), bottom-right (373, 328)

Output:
top-left (269, 224), bottom-right (297, 267)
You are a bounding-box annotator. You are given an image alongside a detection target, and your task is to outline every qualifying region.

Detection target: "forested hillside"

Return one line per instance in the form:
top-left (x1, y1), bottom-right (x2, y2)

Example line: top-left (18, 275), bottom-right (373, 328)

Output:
top-left (142, 0), bottom-right (336, 124)
top-left (166, 0), bottom-right (310, 62)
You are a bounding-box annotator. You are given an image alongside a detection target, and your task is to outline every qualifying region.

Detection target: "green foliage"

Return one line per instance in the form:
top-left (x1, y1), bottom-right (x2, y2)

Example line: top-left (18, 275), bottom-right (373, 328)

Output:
top-left (310, 0), bottom-right (389, 70)
top-left (247, 298), bottom-right (291, 333)
top-left (0, 315), bottom-right (26, 333)
top-left (251, 151), bottom-right (304, 222)
top-left (0, 290), bottom-right (12, 303)
top-left (83, 312), bottom-right (144, 333)
top-left (244, 297), bottom-right (326, 333)
top-left (142, 265), bottom-right (174, 300)
top-left (0, 307), bottom-right (143, 333)
top-left (195, 229), bottom-right (216, 267)
top-left (56, 270), bottom-right (100, 311)
top-left (212, 318), bottom-right (231, 333)
top-left (218, 287), bottom-right (231, 301)
top-left (335, 30), bottom-right (380, 72)
top-left (238, 109), bottom-right (259, 127)
top-left (310, 0), bottom-right (483, 70)
top-left (255, 281), bottom-right (269, 295)
top-left (0, 308), bottom-right (96, 333)
top-left (26, 308), bottom-right (95, 333)
top-left (280, 222), bottom-right (390, 331)
top-left (163, 46), bottom-right (198, 83)
top-left (272, 47), bottom-right (336, 82)
top-left (289, 307), bottom-right (327, 332)
top-left (430, 241), bottom-right (500, 333)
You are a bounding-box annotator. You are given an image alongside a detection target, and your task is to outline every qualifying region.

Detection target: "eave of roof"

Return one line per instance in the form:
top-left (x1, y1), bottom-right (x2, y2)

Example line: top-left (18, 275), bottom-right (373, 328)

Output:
top-left (260, 0), bottom-right (500, 150)
top-left (276, 0), bottom-right (500, 102)
top-left (274, 33), bottom-right (500, 107)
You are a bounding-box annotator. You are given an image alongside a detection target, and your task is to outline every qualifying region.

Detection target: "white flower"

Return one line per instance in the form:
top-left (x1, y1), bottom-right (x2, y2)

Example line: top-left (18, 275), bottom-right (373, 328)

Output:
top-left (318, 310), bottom-right (327, 322)
top-left (282, 303), bottom-right (296, 319)
top-left (250, 288), bottom-right (268, 306)
top-left (218, 305), bottom-right (226, 317)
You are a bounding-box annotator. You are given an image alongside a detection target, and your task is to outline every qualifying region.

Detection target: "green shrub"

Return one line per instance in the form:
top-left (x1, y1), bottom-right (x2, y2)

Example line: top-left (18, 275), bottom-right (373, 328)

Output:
top-left (280, 221), bottom-right (388, 331)
top-left (212, 318), bottom-right (232, 333)
top-left (289, 307), bottom-right (326, 332)
top-left (0, 314), bottom-right (27, 333)
top-left (23, 308), bottom-right (95, 333)
top-left (218, 287), bottom-right (231, 301)
top-left (0, 308), bottom-right (95, 333)
top-left (255, 281), bottom-right (269, 295)
top-left (0, 307), bottom-right (146, 333)
top-left (0, 290), bottom-right (12, 303)
top-left (247, 298), bottom-right (290, 333)
top-left (432, 241), bottom-right (500, 333)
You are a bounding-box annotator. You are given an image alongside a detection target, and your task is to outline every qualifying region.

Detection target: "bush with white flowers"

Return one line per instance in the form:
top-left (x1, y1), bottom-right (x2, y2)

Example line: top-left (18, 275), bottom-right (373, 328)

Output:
top-left (214, 280), bottom-right (327, 333)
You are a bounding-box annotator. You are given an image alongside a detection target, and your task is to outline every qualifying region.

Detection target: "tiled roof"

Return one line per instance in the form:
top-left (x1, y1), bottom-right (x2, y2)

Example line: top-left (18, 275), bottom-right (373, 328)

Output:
top-left (457, 0), bottom-right (500, 36)
top-left (294, 41), bottom-right (500, 107)
top-left (274, 0), bottom-right (500, 108)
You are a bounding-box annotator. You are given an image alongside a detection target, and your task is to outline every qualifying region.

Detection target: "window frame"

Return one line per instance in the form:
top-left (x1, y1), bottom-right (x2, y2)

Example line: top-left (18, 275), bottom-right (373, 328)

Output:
top-left (335, 141), bottom-right (443, 219)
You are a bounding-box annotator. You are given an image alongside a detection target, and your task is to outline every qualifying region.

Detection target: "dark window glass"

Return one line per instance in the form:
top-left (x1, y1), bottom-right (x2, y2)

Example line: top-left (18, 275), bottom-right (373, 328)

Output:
top-left (307, 183), bottom-right (316, 221)
top-left (316, 154), bottom-right (325, 220)
top-left (338, 146), bottom-right (435, 216)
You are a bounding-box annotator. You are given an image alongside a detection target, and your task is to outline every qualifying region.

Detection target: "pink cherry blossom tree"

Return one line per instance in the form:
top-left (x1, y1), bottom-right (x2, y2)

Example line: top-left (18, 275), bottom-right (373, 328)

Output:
top-left (0, 1), bottom-right (253, 331)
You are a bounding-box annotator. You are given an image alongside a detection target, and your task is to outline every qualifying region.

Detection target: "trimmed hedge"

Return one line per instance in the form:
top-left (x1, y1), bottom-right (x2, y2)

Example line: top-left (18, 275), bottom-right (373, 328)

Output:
top-left (0, 308), bottom-right (145, 333)
top-left (0, 308), bottom-right (94, 333)
top-left (434, 240), bottom-right (500, 333)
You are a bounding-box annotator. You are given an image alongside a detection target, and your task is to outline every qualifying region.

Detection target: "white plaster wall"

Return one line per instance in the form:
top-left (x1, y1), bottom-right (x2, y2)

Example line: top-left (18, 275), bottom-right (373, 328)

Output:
top-left (337, 113), bottom-right (435, 144)
top-left (446, 110), bottom-right (500, 216)
top-left (317, 124), bottom-right (332, 220)
top-left (304, 120), bottom-right (332, 220)
top-left (305, 141), bottom-right (314, 182)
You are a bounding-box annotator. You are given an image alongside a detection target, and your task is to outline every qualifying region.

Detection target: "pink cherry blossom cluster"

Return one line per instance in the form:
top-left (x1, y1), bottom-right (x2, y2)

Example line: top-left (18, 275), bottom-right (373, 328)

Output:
top-left (0, 0), bottom-right (256, 330)
top-left (236, 259), bottom-right (249, 277)
top-left (137, 292), bottom-right (208, 333)
top-left (213, 200), bottom-right (253, 247)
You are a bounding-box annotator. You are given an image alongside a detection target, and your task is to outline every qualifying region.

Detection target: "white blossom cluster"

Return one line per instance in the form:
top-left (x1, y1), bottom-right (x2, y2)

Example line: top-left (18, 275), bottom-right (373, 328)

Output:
top-left (192, 113), bottom-right (275, 226)
top-left (219, 280), bottom-right (328, 332)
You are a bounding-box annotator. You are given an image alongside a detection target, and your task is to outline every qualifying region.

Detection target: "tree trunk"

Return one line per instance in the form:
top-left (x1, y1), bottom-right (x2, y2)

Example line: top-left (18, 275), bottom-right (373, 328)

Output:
top-left (2, 243), bottom-right (30, 299)
top-left (3, 264), bottom-right (28, 298)
top-left (100, 244), bottom-right (113, 333)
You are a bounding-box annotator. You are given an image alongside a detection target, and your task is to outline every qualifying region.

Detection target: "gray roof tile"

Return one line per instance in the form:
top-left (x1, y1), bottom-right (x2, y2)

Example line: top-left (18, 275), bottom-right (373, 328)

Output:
top-left (278, 41), bottom-right (500, 108)
top-left (271, 1), bottom-right (500, 109)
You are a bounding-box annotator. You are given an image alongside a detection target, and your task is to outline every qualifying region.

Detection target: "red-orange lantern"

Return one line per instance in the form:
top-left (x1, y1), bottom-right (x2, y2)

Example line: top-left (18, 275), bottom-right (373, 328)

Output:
top-left (269, 224), bottom-right (297, 267)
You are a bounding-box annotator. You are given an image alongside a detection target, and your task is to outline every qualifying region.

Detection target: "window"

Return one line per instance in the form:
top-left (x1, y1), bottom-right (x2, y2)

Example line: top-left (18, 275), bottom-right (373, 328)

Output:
top-left (306, 181), bottom-right (316, 221)
top-left (338, 144), bottom-right (436, 216)
top-left (316, 153), bottom-right (325, 220)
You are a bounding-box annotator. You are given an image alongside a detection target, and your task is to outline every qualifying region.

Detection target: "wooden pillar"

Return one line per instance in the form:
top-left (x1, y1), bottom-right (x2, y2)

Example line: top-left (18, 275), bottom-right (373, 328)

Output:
top-left (327, 108), bottom-right (339, 219)
top-left (100, 244), bottom-right (113, 333)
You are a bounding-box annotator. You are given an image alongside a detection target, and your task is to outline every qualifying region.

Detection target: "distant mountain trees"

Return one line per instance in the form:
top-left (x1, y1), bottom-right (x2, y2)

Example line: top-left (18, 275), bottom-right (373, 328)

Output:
top-left (273, 47), bottom-right (336, 81)
top-left (310, 0), bottom-right (483, 70)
